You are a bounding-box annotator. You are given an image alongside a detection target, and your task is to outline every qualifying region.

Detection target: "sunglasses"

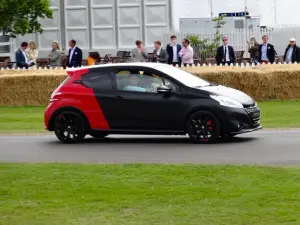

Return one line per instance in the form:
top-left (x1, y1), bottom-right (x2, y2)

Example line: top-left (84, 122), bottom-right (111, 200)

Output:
top-left (223, 39), bottom-right (228, 41)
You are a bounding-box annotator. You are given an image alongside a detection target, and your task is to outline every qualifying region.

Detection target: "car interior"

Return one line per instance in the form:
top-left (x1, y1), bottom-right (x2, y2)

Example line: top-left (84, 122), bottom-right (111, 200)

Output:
top-left (115, 70), bottom-right (165, 92)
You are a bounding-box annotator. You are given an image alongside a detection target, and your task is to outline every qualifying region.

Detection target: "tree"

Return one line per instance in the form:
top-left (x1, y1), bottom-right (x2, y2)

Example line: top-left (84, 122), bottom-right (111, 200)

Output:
top-left (0, 0), bottom-right (53, 38)
top-left (186, 15), bottom-right (226, 63)
top-left (210, 15), bottom-right (226, 52)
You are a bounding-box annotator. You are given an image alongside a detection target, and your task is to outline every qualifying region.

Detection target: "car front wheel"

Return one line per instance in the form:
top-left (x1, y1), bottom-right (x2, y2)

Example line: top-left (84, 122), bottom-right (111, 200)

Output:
top-left (186, 110), bottom-right (221, 144)
top-left (53, 111), bottom-right (86, 143)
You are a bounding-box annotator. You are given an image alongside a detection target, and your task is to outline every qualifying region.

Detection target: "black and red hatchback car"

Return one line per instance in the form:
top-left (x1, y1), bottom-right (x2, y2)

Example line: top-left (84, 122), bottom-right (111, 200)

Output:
top-left (44, 63), bottom-right (262, 143)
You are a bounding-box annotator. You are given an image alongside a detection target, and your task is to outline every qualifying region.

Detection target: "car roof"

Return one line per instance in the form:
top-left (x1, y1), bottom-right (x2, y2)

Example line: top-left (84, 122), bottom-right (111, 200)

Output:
top-left (66, 62), bottom-right (174, 72)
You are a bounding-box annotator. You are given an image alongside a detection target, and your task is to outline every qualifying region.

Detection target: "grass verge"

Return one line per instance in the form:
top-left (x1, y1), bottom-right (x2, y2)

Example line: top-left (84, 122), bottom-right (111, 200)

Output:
top-left (0, 100), bottom-right (300, 133)
top-left (257, 100), bottom-right (300, 128)
top-left (0, 106), bottom-right (45, 133)
top-left (1, 163), bottom-right (300, 225)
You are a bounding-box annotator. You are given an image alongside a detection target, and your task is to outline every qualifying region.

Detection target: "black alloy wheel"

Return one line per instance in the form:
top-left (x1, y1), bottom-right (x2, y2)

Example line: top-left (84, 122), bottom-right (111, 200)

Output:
top-left (186, 110), bottom-right (220, 144)
top-left (53, 111), bottom-right (86, 143)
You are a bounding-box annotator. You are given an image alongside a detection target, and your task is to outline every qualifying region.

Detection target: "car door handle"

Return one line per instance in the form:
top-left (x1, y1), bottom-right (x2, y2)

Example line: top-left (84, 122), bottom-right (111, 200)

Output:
top-left (115, 96), bottom-right (124, 100)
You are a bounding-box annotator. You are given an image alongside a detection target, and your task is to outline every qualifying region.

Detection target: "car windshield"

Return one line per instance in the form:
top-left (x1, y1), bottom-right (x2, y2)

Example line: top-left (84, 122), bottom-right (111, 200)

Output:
top-left (156, 65), bottom-right (211, 88)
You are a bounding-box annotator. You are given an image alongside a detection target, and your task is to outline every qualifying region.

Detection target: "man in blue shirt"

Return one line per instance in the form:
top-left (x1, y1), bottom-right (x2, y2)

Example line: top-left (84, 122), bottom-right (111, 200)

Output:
top-left (283, 38), bottom-right (300, 64)
top-left (258, 35), bottom-right (276, 64)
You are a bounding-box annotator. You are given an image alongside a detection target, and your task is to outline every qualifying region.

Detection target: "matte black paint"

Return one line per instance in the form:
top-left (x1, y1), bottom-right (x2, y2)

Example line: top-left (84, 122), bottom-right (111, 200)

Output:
top-left (83, 65), bottom-right (261, 136)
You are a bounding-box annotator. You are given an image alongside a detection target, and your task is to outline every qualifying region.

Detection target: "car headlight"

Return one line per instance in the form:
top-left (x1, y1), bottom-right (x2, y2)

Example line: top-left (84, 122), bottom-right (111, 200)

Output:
top-left (210, 95), bottom-right (243, 108)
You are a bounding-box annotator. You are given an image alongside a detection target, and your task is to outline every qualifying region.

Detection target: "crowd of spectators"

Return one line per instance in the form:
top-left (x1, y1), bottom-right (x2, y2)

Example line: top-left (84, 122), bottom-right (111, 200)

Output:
top-left (14, 34), bottom-right (300, 69)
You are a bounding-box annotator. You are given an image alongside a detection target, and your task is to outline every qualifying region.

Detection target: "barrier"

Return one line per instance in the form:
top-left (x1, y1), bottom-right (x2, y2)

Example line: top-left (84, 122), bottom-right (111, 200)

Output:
top-left (1, 64), bottom-right (300, 106)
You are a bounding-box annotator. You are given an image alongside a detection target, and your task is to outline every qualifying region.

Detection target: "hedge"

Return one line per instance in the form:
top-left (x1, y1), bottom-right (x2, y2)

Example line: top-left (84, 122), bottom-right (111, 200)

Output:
top-left (1, 64), bottom-right (300, 106)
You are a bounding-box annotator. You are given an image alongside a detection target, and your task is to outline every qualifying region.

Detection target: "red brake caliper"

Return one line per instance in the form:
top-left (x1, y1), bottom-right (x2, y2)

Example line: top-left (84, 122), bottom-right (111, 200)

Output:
top-left (203, 120), bottom-right (212, 142)
top-left (207, 120), bottom-right (213, 130)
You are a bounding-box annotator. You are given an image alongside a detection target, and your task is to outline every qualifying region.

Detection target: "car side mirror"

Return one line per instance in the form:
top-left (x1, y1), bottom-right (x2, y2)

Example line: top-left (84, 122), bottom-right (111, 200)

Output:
top-left (157, 85), bottom-right (172, 94)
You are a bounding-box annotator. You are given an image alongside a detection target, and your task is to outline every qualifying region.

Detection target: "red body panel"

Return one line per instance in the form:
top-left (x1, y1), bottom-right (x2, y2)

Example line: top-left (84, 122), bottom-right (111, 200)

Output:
top-left (44, 68), bottom-right (110, 130)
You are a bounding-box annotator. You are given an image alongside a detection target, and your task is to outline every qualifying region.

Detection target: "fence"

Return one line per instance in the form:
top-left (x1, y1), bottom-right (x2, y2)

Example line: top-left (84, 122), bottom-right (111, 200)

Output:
top-left (163, 26), bottom-right (300, 58)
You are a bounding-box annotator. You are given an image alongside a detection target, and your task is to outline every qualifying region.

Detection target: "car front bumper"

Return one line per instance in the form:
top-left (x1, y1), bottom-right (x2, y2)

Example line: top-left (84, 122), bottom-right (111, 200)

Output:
top-left (220, 105), bottom-right (262, 135)
top-left (229, 126), bottom-right (262, 135)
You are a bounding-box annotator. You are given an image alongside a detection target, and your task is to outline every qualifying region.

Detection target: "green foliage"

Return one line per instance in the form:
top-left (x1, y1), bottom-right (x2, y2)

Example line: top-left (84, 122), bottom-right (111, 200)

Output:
top-left (0, 0), bottom-right (53, 37)
top-left (185, 15), bottom-right (226, 62)
top-left (185, 34), bottom-right (206, 58)
top-left (212, 15), bottom-right (226, 48)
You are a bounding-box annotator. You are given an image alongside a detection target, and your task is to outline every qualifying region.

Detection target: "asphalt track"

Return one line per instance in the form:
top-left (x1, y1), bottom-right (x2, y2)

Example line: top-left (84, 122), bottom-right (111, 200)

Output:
top-left (0, 129), bottom-right (300, 165)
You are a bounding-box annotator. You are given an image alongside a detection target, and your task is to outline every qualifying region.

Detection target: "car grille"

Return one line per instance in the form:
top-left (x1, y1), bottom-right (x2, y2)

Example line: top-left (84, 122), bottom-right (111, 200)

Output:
top-left (244, 106), bottom-right (260, 124)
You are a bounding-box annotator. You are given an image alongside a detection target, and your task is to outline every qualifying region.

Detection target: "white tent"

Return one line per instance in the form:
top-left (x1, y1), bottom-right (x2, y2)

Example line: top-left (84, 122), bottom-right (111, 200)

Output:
top-left (172, 0), bottom-right (300, 30)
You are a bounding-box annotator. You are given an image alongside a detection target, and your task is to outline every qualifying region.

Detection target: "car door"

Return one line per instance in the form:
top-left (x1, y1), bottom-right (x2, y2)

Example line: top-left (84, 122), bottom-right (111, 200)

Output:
top-left (112, 67), bottom-right (186, 131)
top-left (81, 68), bottom-right (123, 129)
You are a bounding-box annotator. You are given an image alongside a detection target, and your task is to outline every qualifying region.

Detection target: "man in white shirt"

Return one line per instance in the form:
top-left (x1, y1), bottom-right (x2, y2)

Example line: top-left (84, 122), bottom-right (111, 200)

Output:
top-left (15, 42), bottom-right (34, 69)
top-left (166, 35), bottom-right (182, 67)
top-left (216, 37), bottom-right (236, 65)
top-left (67, 39), bottom-right (83, 68)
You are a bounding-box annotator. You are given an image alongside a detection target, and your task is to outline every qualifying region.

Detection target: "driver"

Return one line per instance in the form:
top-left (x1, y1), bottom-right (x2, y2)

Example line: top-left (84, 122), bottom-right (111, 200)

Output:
top-left (123, 74), bottom-right (147, 92)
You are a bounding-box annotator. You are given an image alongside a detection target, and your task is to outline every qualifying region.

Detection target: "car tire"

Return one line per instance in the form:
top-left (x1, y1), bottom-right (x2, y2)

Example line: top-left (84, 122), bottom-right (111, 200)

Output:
top-left (90, 132), bottom-right (109, 139)
top-left (186, 110), bottom-right (221, 144)
top-left (53, 111), bottom-right (86, 143)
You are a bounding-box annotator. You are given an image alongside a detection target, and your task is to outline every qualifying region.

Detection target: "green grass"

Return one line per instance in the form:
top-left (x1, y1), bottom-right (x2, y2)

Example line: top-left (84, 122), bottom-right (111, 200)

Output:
top-left (0, 106), bottom-right (45, 133)
top-left (1, 163), bottom-right (300, 225)
top-left (0, 100), bottom-right (300, 133)
top-left (258, 100), bottom-right (300, 128)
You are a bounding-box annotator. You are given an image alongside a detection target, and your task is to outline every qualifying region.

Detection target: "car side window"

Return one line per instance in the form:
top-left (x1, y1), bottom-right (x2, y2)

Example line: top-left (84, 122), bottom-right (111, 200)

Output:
top-left (164, 78), bottom-right (179, 92)
top-left (115, 69), bottom-right (166, 93)
top-left (81, 71), bottom-right (113, 90)
top-left (115, 71), bottom-right (132, 90)
top-left (140, 72), bottom-right (164, 93)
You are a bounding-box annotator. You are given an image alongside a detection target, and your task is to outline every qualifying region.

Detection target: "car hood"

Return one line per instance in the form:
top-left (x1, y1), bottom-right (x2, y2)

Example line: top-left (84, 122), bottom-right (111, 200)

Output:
top-left (197, 85), bottom-right (255, 106)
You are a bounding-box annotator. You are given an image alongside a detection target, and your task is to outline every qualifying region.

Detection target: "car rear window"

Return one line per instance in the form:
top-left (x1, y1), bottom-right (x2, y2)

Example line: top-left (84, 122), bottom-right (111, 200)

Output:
top-left (82, 71), bottom-right (113, 90)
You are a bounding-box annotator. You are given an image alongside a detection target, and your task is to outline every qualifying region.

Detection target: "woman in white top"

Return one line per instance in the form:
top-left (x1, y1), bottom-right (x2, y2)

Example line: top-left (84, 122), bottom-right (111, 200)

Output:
top-left (26, 40), bottom-right (39, 66)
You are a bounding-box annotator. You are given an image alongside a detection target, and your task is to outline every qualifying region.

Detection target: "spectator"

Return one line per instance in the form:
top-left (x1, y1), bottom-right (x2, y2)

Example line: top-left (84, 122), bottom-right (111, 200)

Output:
top-left (88, 52), bottom-right (101, 66)
top-left (67, 39), bottom-right (83, 68)
top-left (283, 38), bottom-right (300, 64)
top-left (15, 42), bottom-right (34, 68)
top-left (48, 41), bottom-right (61, 68)
top-left (216, 36), bottom-right (236, 65)
top-left (247, 37), bottom-right (259, 65)
top-left (179, 38), bottom-right (194, 67)
top-left (152, 40), bottom-right (168, 63)
top-left (131, 40), bottom-right (148, 62)
top-left (166, 35), bottom-right (182, 67)
top-left (26, 40), bottom-right (39, 66)
top-left (258, 35), bottom-right (276, 64)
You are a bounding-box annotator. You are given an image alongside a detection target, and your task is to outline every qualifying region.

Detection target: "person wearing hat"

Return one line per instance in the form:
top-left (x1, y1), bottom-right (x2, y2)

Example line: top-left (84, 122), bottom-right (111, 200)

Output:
top-left (283, 38), bottom-right (300, 63)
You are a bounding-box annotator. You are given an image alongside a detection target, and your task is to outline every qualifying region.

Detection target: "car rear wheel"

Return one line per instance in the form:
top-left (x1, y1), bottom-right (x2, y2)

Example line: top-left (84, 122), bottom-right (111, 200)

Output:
top-left (186, 110), bottom-right (220, 144)
top-left (53, 111), bottom-right (86, 143)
